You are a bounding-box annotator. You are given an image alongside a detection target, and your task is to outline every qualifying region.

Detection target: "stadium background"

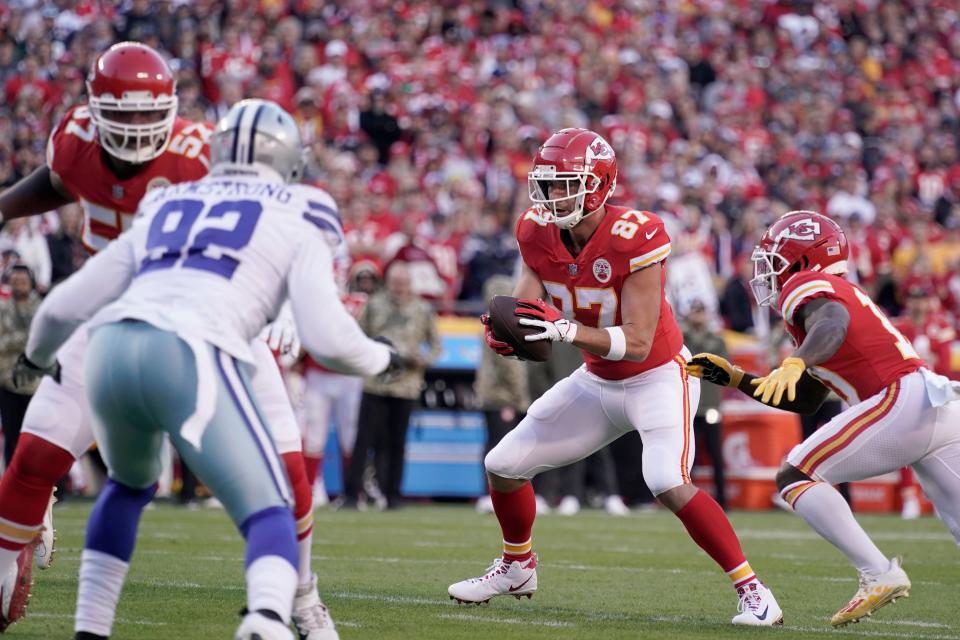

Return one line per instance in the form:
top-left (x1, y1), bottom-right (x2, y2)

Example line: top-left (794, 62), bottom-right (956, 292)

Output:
top-left (1, 0), bottom-right (960, 512)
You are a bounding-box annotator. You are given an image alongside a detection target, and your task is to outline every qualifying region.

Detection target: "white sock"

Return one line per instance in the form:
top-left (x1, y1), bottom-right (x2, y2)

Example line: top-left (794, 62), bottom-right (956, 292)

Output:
top-left (75, 549), bottom-right (129, 637)
top-left (787, 482), bottom-right (889, 574)
top-left (247, 555), bottom-right (297, 623)
top-left (0, 548), bottom-right (19, 577)
top-left (298, 532), bottom-right (313, 587)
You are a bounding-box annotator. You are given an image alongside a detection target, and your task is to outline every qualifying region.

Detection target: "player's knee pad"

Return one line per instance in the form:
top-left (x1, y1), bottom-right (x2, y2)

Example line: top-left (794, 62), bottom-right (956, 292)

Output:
top-left (641, 447), bottom-right (686, 497)
top-left (483, 444), bottom-right (528, 480)
top-left (8, 433), bottom-right (75, 487)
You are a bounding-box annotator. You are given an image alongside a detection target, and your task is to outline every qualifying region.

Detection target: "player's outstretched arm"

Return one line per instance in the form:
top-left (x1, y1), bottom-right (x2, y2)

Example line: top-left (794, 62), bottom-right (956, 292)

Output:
top-left (0, 165), bottom-right (73, 225)
top-left (686, 353), bottom-right (831, 415)
top-left (287, 235), bottom-right (392, 377)
top-left (750, 298), bottom-right (849, 406)
top-left (25, 232), bottom-right (137, 368)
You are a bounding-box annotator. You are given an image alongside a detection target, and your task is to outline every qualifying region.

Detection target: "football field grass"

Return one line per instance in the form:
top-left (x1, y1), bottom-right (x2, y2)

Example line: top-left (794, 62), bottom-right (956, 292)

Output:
top-left (7, 502), bottom-right (959, 639)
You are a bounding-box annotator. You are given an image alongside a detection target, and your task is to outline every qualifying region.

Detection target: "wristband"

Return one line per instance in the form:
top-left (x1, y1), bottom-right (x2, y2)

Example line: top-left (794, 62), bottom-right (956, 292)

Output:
top-left (604, 326), bottom-right (627, 361)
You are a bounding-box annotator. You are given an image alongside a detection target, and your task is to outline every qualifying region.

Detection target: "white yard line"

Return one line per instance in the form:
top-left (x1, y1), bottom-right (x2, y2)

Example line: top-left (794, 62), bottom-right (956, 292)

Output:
top-left (436, 613), bottom-right (573, 627)
top-left (27, 612), bottom-right (167, 626)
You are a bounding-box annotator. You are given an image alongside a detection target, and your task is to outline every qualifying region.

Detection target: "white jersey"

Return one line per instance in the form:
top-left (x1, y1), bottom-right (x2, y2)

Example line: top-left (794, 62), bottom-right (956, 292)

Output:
top-left (26, 165), bottom-right (391, 375)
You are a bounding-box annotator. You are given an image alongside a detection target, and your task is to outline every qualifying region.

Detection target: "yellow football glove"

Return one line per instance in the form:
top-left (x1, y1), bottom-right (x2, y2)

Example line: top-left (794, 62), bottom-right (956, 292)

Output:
top-left (685, 353), bottom-right (744, 388)
top-left (751, 357), bottom-right (806, 406)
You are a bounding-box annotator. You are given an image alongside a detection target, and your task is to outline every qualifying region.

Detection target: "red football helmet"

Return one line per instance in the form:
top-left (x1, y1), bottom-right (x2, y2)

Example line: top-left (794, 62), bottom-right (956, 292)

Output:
top-left (751, 210), bottom-right (849, 307)
top-left (528, 128), bottom-right (618, 229)
top-left (87, 42), bottom-right (178, 163)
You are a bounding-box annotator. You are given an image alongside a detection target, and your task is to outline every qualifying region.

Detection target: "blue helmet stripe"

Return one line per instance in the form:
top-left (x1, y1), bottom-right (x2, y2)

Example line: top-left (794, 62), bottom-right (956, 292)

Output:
top-left (247, 104), bottom-right (265, 164)
top-left (230, 106), bottom-right (246, 162)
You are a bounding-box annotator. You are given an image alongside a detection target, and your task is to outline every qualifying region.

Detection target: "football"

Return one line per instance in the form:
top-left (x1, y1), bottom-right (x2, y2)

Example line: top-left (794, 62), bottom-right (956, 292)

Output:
top-left (488, 295), bottom-right (553, 362)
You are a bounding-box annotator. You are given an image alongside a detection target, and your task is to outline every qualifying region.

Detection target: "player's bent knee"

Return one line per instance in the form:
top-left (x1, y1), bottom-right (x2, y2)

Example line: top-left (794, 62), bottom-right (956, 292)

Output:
top-left (111, 464), bottom-right (163, 491)
top-left (641, 457), bottom-right (686, 496)
top-left (775, 463), bottom-right (809, 492)
top-left (483, 446), bottom-right (521, 480)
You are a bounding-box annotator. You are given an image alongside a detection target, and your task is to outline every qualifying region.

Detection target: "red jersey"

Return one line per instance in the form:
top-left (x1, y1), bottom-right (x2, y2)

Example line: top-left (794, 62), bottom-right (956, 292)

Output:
top-left (892, 314), bottom-right (956, 378)
top-left (517, 205), bottom-right (684, 380)
top-left (778, 272), bottom-right (924, 405)
top-left (46, 105), bottom-right (212, 253)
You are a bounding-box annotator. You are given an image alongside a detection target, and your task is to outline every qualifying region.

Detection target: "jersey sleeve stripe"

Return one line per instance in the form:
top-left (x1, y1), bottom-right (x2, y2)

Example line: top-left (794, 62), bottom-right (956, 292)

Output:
top-left (781, 280), bottom-right (835, 323)
top-left (629, 243), bottom-right (671, 272)
top-left (303, 212), bottom-right (344, 242)
top-left (307, 199), bottom-right (340, 220)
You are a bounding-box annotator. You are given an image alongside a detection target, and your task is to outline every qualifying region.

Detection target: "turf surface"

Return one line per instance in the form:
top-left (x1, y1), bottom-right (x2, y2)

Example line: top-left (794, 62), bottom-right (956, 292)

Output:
top-left (7, 502), bottom-right (959, 639)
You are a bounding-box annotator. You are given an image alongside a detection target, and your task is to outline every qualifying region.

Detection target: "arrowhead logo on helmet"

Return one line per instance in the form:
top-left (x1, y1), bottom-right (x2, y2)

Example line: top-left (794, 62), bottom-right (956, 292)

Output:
top-left (750, 211), bottom-right (848, 308)
top-left (776, 219), bottom-right (821, 242)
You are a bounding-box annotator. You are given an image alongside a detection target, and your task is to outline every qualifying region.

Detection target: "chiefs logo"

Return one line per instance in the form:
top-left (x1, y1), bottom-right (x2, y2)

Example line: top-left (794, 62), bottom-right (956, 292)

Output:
top-left (777, 218), bottom-right (821, 242)
top-left (585, 135), bottom-right (614, 165)
top-left (592, 258), bottom-right (612, 283)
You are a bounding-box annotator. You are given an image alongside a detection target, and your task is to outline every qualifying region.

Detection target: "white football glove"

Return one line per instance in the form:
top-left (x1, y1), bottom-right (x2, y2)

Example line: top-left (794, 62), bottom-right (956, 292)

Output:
top-left (514, 298), bottom-right (579, 343)
top-left (260, 302), bottom-right (301, 356)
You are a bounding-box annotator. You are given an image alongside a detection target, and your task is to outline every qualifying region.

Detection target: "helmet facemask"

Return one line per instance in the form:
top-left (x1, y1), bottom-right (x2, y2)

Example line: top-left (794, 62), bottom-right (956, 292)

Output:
top-left (87, 87), bottom-right (178, 164)
top-left (528, 165), bottom-right (610, 230)
top-left (750, 246), bottom-right (791, 307)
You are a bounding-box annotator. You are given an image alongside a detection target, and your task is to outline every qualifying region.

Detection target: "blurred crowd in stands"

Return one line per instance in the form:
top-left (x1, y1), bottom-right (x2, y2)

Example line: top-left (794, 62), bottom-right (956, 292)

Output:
top-left (0, 0), bottom-right (959, 358)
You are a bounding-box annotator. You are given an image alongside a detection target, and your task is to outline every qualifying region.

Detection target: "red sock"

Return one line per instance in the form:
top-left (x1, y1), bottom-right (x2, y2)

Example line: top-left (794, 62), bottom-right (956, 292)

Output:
top-left (281, 452), bottom-right (313, 541)
top-left (303, 453), bottom-right (322, 488)
top-left (490, 482), bottom-right (535, 562)
top-left (899, 467), bottom-right (918, 492)
top-left (0, 434), bottom-right (74, 552)
top-left (675, 489), bottom-right (752, 581)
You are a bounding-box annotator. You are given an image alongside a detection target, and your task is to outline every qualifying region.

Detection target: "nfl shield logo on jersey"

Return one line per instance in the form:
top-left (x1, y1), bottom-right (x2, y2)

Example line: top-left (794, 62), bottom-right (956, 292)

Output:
top-left (592, 258), bottom-right (612, 283)
top-left (112, 185), bottom-right (124, 199)
top-left (568, 264), bottom-right (578, 276)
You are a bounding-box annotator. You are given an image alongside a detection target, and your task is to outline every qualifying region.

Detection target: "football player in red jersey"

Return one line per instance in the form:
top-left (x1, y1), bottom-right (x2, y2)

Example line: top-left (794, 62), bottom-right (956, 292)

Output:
top-left (687, 211), bottom-right (960, 627)
top-left (0, 43), bottom-right (333, 639)
top-left (448, 128), bottom-right (782, 626)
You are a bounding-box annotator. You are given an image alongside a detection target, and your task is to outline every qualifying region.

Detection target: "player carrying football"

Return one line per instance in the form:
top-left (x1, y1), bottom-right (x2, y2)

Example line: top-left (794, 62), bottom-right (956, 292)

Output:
top-left (686, 211), bottom-right (960, 626)
top-left (448, 128), bottom-right (782, 626)
top-left (0, 43), bottom-right (333, 639)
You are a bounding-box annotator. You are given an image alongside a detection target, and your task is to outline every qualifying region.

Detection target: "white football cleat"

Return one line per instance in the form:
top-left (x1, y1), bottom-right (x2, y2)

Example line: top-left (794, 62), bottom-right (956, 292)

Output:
top-left (732, 582), bottom-right (783, 626)
top-left (831, 556), bottom-right (911, 627)
top-left (556, 496), bottom-right (580, 516)
top-left (0, 540), bottom-right (37, 632)
top-left (34, 488), bottom-right (57, 570)
top-left (900, 494), bottom-right (921, 520)
top-left (604, 495), bottom-right (630, 517)
top-left (448, 554), bottom-right (538, 604)
top-left (474, 495), bottom-right (494, 514)
top-left (292, 574), bottom-right (339, 640)
top-left (313, 479), bottom-right (329, 509)
top-left (234, 611), bottom-right (294, 640)
top-left (534, 494), bottom-right (551, 515)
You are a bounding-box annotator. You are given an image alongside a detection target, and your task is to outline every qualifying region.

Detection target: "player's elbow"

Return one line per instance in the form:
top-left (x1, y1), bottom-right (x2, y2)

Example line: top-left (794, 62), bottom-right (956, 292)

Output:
top-left (623, 333), bottom-right (653, 362)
